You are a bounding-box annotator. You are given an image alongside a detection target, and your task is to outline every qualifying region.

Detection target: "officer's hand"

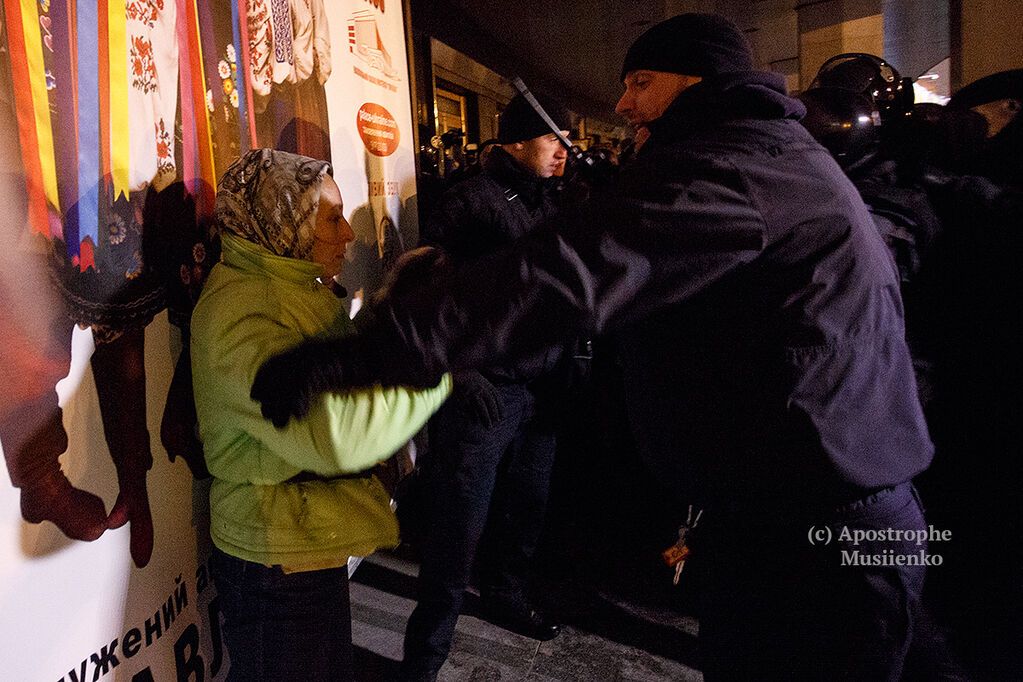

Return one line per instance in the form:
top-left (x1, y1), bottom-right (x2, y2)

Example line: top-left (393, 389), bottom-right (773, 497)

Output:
top-left (252, 339), bottom-right (355, 428)
top-left (252, 345), bottom-right (315, 428)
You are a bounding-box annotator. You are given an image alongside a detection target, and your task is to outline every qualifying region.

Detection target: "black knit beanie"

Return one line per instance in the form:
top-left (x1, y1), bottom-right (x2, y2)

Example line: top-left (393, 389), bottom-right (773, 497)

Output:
top-left (498, 93), bottom-right (571, 144)
top-left (620, 13), bottom-right (754, 81)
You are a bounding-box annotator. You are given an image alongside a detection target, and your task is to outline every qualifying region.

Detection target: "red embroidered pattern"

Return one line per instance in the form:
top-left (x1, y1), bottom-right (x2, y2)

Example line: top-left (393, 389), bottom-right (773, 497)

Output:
top-left (127, 0), bottom-right (164, 27)
top-left (155, 118), bottom-right (174, 176)
top-left (130, 35), bottom-right (158, 93)
top-left (248, 0), bottom-right (273, 95)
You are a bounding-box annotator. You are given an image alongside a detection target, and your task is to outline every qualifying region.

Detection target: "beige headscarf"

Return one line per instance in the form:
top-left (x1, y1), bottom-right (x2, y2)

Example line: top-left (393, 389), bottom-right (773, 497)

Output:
top-left (214, 149), bottom-right (332, 260)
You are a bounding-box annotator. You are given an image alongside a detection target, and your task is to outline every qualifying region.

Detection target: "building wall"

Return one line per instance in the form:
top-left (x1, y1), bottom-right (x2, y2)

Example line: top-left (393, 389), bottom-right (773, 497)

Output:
top-left (431, 38), bottom-right (515, 144)
top-left (956, 0), bottom-right (1023, 87)
top-left (744, 4), bottom-right (800, 93)
top-left (428, 38), bottom-right (626, 148)
top-left (477, 96), bottom-right (501, 143)
top-left (798, 0), bottom-right (884, 90)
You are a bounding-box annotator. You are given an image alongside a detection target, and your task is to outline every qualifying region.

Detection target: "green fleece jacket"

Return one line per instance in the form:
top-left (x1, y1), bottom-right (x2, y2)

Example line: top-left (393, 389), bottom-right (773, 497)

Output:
top-left (191, 233), bottom-right (451, 570)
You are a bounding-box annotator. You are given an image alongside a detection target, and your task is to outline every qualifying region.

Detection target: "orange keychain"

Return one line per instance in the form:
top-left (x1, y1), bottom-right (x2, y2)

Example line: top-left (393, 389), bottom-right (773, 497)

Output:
top-left (662, 505), bottom-right (702, 585)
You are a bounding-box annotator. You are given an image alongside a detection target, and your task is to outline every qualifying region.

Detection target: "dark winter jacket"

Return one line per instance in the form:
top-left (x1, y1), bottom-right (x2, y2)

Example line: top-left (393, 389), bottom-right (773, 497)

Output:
top-left (852, 158), bottom-right (943, 284)
top-left (844, 157), bottom-right (945, 407)
top-left (346, 71), bottom-right (935, 512)
top-left (915, 176), bottom-right (1022, 438)
top-left (423, 147), bottom-right (561, 258)
top-left (421, 147), bottom-right (564, 384)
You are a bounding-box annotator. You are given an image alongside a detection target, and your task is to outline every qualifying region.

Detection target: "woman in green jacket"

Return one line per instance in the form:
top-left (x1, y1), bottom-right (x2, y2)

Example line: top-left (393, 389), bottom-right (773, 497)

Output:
top-left (191, 149), bottom-right (450, 680)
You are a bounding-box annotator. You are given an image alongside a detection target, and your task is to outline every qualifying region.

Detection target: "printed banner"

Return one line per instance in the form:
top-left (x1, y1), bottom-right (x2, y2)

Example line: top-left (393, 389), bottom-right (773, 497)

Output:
top-left (0, 0), bottom-right (418, 678)
top-left (329, 0), bottom-right (419, 302)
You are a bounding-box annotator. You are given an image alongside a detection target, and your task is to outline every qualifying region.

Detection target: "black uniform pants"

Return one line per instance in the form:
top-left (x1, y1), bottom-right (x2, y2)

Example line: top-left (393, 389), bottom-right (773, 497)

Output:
top-left (696, 482), bottom-right (932, 681)
top-left (401, 382), bottom-right (556, 675)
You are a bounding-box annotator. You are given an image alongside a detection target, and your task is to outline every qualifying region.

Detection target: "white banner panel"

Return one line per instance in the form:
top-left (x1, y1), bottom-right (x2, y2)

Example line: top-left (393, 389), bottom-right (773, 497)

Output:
top-left (0, 0), bottom-right (418, 678)
top-left (329, 0), bottom-right (420, 304)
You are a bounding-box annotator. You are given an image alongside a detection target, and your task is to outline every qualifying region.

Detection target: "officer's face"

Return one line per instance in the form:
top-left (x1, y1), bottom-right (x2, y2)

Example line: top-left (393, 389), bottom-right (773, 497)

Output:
top-left (616, 70), bottom-right (701, 132)
top-left (507, 132), bottom-right (570, 178)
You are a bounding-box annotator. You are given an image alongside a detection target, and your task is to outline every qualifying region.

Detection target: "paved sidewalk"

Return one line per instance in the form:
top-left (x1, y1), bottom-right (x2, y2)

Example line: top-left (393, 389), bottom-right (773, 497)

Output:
top-left (350, 549), bottom-right (703, 681)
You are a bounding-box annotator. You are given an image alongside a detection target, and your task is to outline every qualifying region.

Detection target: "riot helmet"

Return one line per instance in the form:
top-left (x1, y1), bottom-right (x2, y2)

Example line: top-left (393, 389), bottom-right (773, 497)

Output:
top-left (810, 53), bottom-right (914, 123)
top-left (800, 53), bottom-right (914, 169)
top-left (799, 87), bottom-right (881, 168)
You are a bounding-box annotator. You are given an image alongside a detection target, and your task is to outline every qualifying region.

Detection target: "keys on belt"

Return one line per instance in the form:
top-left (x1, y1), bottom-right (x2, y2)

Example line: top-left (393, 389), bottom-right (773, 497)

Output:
top-left (662, 504), bottom-right (702, 585)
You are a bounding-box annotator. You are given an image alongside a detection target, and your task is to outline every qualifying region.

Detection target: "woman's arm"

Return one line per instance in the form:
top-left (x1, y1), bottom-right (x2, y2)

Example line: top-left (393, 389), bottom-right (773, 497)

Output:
top-left (192, 277), bottom-right (451, 483)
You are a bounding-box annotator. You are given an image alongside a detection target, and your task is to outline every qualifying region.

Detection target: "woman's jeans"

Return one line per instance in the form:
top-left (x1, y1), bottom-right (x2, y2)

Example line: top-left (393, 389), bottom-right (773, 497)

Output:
top-left (211, 547), bottom-right (353, 681)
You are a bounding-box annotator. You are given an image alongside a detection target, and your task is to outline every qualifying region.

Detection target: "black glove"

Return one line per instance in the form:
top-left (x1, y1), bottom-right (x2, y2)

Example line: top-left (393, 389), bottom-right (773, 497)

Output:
top-left (251, 338), bottom-right (363, 428)
top-left (252, 327), bottom-right (446, 428)
top-left (453, 370), bottom-right (503, 428)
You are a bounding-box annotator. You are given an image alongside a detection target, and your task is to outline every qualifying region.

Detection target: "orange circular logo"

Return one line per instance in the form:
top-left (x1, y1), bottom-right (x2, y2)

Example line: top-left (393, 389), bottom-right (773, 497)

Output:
top-left (356, 103), bottom-right (400, 156)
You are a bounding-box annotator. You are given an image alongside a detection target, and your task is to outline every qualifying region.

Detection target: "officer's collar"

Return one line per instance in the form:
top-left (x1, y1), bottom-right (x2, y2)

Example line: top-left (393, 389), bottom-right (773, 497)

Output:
top-left (645, 70), bottom-right (806, 147)
top-left (485, 146), bottom-right (551, 200)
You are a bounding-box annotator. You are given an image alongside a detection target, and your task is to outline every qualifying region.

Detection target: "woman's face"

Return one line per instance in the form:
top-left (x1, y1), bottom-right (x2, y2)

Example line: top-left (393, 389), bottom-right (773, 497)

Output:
top-left (310, 176), bottom-right (354, 281)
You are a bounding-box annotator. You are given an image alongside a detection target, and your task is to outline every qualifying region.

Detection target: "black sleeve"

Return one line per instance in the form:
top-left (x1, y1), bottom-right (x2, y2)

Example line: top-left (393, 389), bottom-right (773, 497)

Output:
top-left (363, 154), bottom-right (767, 385)
top-left (420, 184), bottom-right (483, 263)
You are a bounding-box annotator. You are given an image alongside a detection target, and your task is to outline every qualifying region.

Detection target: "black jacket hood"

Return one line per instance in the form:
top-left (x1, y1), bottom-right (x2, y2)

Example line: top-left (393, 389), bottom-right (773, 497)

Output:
top-left (647, 70), bottom-right (806, 145)
top-left (484, 146), bottom-right (554, 209)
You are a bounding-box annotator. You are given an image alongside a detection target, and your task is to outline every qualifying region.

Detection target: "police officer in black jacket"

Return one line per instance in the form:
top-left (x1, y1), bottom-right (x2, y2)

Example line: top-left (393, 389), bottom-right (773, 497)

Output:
top-left (254, 14), bottom-right (936, 680)
top-left (398, 95), bottom-right (571, 681)
top-left (916, 71), bottom-right (1023, 678)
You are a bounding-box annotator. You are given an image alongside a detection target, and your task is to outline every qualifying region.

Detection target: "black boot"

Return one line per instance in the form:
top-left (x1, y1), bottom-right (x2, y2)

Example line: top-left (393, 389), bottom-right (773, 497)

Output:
top-left (478, 592), bottom-right (561, 641)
